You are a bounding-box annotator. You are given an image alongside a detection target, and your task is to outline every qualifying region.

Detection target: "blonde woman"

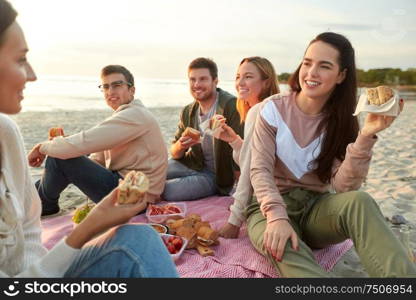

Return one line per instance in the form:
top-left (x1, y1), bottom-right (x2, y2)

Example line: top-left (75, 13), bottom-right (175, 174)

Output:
top-left (217, 57), bottom-right (279, 238)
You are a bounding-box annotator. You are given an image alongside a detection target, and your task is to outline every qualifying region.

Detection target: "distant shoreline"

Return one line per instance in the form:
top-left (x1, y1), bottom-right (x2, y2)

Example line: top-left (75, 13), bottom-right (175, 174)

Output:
top-left (278, 81), bottom-right (416, 92)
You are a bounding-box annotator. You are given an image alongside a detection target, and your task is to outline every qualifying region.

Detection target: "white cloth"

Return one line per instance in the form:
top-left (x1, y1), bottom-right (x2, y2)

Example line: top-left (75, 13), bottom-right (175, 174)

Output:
top-left (0, 113), bottom-right (79, 277)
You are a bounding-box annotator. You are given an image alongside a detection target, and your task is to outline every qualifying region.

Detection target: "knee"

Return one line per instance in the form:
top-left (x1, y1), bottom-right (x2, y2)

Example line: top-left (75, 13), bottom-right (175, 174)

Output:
top-left (45, 156), bottom-right (71, 169)
top-left (161, 181), bottom-right (178, 201)
top-left (45, 156), bottom-right (59, 169)
top-left (343, 191), bottom-right (379, 213)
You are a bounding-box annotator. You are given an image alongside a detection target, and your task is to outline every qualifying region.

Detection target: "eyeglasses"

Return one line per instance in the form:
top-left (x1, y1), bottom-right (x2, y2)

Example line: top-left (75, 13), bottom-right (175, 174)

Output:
top-left (98, 80), bottom-right (132, 92)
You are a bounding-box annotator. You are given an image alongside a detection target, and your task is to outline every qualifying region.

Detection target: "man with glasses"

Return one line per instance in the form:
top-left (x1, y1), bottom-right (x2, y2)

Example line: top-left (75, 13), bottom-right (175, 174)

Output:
top-left (28, 65), bottom-right (168, 216)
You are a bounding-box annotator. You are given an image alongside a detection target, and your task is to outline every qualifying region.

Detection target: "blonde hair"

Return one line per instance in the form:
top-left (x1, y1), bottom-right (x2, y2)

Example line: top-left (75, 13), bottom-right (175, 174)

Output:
top-left (236, 56), bottom-right (280, 122)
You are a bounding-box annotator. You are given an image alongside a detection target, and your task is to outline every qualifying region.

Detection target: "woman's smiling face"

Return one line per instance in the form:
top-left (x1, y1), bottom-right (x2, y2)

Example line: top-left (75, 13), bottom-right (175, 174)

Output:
top-left (298, 40), bottom-right (346, 103)
top-left (0, 21), bottom-right (36, 114)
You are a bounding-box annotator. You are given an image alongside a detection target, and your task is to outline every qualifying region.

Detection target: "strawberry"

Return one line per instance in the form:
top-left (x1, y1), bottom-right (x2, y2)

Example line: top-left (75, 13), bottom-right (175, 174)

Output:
top-left (167, 243), bottom-right (176, 254)
top-left (172, 238), bottom-right (183, 250)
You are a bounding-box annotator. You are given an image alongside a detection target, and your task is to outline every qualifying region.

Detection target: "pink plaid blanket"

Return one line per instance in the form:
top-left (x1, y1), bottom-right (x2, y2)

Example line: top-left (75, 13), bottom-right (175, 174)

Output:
top-left (41, 196), bottom-right (353, 278)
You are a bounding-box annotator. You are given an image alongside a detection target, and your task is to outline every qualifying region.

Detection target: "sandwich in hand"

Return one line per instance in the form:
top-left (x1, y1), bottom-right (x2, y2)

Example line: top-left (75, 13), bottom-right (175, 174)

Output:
top-left (182, 127), bottom-right (201, 142)
top-left (209, 114), bottom-right (226, 138)
top-left (367, 86), bottom-right (394, 106)
top-left (48, 127), bottom-right (64, 140)
top-left (117, 170), bottom-right (149, 204)
top-left (209, 114), bottom-right (226, 130)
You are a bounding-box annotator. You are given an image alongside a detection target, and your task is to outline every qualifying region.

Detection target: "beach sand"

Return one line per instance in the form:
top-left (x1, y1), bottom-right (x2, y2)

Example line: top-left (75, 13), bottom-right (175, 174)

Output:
top-left (11, 100), bottom-right (416, 277)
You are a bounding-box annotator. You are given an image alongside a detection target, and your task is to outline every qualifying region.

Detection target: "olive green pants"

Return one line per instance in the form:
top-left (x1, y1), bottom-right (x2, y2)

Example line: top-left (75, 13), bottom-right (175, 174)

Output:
top-left (246, 188), bottom-right (416, 277)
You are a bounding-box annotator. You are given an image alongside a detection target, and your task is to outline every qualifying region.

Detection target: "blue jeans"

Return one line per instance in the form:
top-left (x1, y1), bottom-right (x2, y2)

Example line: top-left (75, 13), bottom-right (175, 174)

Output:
top-left (64, 224), bottom-right (179, 278)
top-left (162, 159), bottom-right (217, 201)
top-left (36, 156), bottom-right (122, 212)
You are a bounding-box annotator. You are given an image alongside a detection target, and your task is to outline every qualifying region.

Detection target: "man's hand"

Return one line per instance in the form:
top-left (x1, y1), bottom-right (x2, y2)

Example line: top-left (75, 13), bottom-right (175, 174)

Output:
top-left (170, 136), bottom-right (200, 159)
top-left (28, 143), bottom-right (46, 167)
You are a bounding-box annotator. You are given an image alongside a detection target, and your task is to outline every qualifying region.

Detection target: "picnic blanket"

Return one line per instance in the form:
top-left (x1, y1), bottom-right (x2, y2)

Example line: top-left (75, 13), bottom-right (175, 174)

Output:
top-left (41, 196), bottom-right (353, 278)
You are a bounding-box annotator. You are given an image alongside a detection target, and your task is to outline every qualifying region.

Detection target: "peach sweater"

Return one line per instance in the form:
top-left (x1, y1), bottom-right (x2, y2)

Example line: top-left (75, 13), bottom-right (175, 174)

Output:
top-left (250, 92), bottom-right (377, 223)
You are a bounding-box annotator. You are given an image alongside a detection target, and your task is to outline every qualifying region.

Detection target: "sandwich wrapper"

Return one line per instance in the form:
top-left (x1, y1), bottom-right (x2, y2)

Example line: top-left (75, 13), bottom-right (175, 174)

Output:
top-left (353, 88), bottom-right (400, 117)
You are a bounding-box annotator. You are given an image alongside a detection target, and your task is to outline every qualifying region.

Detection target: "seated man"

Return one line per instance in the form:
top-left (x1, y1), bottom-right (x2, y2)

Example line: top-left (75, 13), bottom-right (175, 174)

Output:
top-left (162, 57), bottom-right (243, 202)
top-left (28, 65), bottom-right (168, 216)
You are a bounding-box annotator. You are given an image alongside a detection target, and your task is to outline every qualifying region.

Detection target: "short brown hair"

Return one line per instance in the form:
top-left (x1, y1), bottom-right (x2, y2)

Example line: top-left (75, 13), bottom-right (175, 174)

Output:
top-left (188, 57), bottom-right (218, 79)
top-left (101, 65), bottom-right (134, 87)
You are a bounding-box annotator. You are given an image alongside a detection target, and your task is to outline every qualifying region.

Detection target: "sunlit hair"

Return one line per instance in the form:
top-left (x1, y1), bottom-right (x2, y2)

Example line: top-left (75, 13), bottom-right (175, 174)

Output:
top-left (101, 65), bottom-right (135, 87)
top-left (188, 57), bottom-right (218, 80)
top-left (236, 56), bottom-right (279, 122)
top-left (287, 32), bottom-right (359, 183)
top-left (0, 0), bottom-right (17, 47)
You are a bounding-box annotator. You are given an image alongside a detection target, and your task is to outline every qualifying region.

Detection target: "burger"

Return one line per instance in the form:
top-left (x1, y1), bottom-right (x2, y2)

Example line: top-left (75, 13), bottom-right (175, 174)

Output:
top-left (182, 127), bottom-right (200, 142)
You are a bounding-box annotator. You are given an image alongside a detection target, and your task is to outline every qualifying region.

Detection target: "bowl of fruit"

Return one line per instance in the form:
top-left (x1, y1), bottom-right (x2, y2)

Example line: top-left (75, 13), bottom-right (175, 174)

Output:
top-left (146, 202), bottom-right (186, 224)
top-left (160, 233), bottom-right (187, 261)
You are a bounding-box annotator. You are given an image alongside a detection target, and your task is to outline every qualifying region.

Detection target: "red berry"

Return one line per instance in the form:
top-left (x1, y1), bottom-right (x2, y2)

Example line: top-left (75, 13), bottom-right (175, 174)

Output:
top-left (172, 238), bottom-right (183, 250)
top-left (167, 243), bottom-right (176, 254)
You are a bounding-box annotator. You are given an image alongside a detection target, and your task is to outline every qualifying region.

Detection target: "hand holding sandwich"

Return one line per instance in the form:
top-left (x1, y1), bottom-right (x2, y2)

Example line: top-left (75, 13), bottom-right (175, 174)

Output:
top-left (217, 124), bottom-right (239, 143)
top-left (171, 127), bottom-right (201, 159)
top-left (66, 187), bottom-right (147, 249)
top-left (361, 98), bottom-right (404, 137)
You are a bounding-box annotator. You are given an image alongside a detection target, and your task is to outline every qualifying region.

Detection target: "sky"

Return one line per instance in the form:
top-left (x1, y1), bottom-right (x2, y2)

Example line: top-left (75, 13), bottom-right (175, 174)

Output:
top-left (10, 0), bottom-right (416, 81)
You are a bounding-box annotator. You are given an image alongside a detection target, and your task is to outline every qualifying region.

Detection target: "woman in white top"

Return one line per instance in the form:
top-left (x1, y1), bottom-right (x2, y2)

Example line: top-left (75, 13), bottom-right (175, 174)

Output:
top-left (0, 0), bottom-right (178, 278)
top-left (217, 56), bottom-right (279, 238)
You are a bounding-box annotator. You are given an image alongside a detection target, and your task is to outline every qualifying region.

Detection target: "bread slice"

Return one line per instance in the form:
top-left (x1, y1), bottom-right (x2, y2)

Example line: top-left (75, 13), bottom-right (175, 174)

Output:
top-left (117, 171), bottom-right (149, 204)
top-left (377, 86), bottom-right (394, 104)
top-left (182, 127), bottom-right (200, 142)
top-left (366, 88), bottom-right (380, 105)
top-left (209, 114), bottom-right (225, 130)
top-left (367, 86), bottom-right (394, 106)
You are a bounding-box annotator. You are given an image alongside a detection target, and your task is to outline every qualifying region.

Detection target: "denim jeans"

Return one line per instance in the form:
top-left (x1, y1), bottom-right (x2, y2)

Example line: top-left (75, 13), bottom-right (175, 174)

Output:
top-left (162, 159), bottom-right (217, 201)
top-left (36, 156), bottom-right (122, 211)
top-left (64, 224), bottom-right (179, 278)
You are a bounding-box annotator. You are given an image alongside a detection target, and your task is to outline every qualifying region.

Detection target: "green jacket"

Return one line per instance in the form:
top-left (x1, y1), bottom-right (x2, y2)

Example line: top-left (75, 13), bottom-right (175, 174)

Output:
top-left (172, 88), bottom-right (243, 195)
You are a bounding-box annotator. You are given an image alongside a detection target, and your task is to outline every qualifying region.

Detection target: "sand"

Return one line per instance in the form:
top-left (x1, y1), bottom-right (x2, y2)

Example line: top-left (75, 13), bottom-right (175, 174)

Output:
top-left (10, 100), bottom-right (416, 277)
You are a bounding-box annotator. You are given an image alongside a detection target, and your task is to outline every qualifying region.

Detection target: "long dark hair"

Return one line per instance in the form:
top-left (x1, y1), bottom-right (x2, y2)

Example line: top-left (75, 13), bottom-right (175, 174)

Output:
top-left (0, 0), bottom-right (17, 47)
top-left (288, 32), bottom-right (359, 183)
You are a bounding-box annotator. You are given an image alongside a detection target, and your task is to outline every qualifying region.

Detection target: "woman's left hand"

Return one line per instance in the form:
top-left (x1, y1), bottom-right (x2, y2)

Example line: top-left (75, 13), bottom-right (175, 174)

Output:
top-left (361, 99), bottom-right (404, 137)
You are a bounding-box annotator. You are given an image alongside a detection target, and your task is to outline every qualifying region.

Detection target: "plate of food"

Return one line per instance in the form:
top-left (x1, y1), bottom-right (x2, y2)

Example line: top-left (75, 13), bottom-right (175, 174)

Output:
top-left (160, 233), bottom-right (188, 261)
top-left (146, 202), bottom-right (186, 224)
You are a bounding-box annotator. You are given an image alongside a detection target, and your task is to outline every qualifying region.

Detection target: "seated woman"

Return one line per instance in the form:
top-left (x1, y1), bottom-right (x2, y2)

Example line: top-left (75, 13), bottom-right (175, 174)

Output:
top-left (215, 57), bottom-right (279, 238)
top-left (247, 32), bottom-right (415, 277)
top-left (0, 0), bottom-right (178, 278)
